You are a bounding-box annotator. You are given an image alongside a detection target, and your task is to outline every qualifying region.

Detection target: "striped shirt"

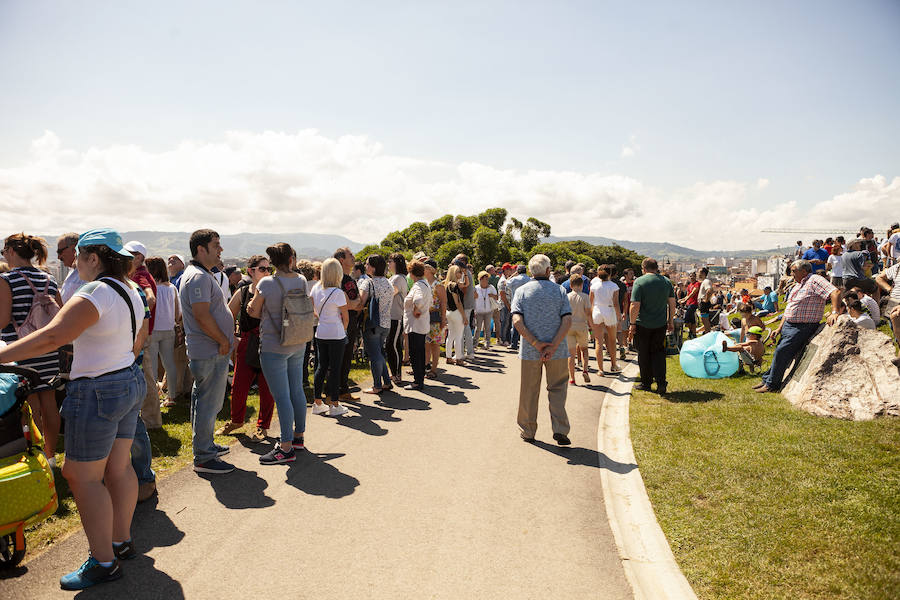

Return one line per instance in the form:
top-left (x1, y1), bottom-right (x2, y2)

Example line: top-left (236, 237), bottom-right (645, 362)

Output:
top-left (1, 267), bottom-right (61, 389)
top-left (783, 273), bottom-right (836, 323)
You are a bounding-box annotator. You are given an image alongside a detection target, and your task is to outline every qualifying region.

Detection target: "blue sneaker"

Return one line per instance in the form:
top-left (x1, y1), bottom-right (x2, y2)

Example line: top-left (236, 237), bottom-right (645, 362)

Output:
top-left (193, 458), bottom-right (235, 474)
top-left (213, 443), bottom-right (230, 457)
top-left (60, 557), bottom-right (122, 590)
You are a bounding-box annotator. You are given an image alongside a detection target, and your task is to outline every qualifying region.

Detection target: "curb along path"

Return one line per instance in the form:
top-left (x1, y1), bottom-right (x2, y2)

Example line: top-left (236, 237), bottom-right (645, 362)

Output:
top-left (598, 361), bottom-right (699, 600)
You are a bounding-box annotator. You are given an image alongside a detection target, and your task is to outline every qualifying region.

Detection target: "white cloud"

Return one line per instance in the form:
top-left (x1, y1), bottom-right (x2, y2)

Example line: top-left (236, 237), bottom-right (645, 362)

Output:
top-left (756, 178), bottom-right (770, 190)
top-left (0, 130), bottom-right (892, 252)
top-left (620, 134), bottom-right (639, 158)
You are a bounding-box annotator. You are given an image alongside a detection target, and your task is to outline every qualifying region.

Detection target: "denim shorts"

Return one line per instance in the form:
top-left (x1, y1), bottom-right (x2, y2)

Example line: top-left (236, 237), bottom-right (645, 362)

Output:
top-left (60, 362), bottom-right (146, 462)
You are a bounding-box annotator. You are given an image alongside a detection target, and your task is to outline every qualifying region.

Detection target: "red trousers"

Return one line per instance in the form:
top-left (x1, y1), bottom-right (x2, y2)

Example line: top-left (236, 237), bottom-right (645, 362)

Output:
top-left (231, 331), bottom-right (275, 428)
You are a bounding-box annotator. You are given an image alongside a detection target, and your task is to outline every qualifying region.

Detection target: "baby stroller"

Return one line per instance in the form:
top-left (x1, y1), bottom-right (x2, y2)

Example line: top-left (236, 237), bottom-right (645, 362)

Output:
top-left (666, 307), bottom-right (685, 355)
top-left (0, 365), bottom-right (58, 569)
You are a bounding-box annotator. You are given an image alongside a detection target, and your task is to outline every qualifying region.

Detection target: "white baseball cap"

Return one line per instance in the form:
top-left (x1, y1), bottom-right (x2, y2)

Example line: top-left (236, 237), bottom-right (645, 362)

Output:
top-left (123, 241), bottom-right (147, 257)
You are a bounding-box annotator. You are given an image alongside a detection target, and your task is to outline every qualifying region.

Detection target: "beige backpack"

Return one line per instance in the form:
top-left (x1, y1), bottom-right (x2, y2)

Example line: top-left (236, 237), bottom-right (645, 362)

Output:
top-left (269, 276), bottom-right (315, 345)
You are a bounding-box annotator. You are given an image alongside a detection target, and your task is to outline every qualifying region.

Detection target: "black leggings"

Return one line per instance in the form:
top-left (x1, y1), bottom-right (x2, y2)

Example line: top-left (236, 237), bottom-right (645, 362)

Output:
top-left (407, 332), bottom-right (426, 386)
top-left (385, 319), bottom-right (403, 377)
top-left (315, 337), bottom-right (346, 403)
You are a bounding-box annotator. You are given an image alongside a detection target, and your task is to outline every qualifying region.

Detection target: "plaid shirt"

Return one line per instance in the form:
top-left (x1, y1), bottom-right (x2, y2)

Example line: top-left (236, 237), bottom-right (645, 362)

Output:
top-left (783, 273), bottom-right (836, 323)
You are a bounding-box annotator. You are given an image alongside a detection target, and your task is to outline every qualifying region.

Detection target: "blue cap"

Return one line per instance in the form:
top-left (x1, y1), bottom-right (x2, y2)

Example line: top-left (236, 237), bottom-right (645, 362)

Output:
top-left (76, 228), bottom-right (133, 257)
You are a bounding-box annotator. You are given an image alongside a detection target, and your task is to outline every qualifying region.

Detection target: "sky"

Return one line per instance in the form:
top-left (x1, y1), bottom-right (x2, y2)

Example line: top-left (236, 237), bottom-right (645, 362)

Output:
top-left (1, 0), bottom-right (898, 251)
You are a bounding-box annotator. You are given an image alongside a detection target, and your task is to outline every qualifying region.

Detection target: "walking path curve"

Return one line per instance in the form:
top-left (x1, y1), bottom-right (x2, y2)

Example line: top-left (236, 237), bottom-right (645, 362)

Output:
top-left (4, 349), bottom-right (648, 599)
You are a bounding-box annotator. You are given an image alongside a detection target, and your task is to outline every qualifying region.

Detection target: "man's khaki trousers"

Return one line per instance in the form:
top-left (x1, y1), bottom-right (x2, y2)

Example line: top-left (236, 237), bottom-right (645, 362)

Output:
top-left (517, 357), bottom-right (570, 439)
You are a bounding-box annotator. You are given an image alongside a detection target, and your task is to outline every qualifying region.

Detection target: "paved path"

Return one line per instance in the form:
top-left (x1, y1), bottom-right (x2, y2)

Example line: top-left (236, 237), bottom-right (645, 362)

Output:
top-left (2, 349), bottom-right (634, 599)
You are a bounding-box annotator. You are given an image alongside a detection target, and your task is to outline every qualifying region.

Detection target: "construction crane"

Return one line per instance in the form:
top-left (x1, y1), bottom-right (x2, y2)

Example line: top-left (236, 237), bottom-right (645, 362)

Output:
top-left (761, 227), bottom-right (893, 235)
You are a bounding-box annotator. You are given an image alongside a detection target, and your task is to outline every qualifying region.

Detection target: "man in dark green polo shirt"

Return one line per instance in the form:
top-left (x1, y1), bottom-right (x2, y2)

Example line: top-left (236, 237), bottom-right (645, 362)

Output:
top-left (628, 258), bottom-right (676, 395)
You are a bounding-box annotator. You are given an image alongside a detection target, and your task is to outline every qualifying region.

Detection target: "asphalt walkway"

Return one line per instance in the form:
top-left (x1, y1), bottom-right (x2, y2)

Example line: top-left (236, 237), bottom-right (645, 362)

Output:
top-left (2, 348), bottom-right (633, 599)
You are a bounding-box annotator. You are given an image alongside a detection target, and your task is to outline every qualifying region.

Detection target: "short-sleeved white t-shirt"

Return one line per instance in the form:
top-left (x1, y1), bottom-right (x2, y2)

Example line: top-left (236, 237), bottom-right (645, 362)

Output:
top-left (71, 279), bottom-right (145, 379)
top-left (887, 232), bottom-right (900, 259)
top-left (474, 284), bottom-right (497, 314)
top-left (154, 284), bottom-right (178, 331)
top-left (311, 285), bottom-right (347, 340)
top-left (826, 254), bottom-right (843, 277)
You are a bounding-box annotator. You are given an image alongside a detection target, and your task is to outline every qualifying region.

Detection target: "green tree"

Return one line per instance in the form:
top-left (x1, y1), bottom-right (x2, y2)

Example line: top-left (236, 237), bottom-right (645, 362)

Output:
top-left (357, 244), bottom-right (399, 263)
top-left (424, 229), bottom-right (459, 257)
top-left (381, 231), bottom-right (407, 251)
top-left (429, 214), bottom-right (454, 231)
top-left (472, 226), bottom-right (501, 270)
top-left (401, 222), bottom-right (429, 249)
top-left (477, 208), bottom-right (508, 231)
top-left (434, 239), bottom-right (475, 269)
top-left (520, 217), bottom-right (552, 252)
top-left (453, 215), bottom-right (480, 239)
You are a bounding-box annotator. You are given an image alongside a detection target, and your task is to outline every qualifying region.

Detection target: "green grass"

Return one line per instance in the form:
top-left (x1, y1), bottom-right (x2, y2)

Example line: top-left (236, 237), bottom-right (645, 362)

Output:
top-left (25, 365), bottom-right (372, 558)
top-left (630, 343), bottom-right (900, 599)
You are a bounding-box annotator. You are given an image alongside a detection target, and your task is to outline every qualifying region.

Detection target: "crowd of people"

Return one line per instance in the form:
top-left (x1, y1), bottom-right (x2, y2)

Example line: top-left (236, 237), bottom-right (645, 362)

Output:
top-left (0, 222), bottom-right (898, 590)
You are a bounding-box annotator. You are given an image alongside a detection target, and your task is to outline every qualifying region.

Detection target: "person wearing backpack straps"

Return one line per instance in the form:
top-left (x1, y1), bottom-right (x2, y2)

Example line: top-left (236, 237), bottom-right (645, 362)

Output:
top-left (358, 254), bottom-right (395, 394)
top-left (247, 243), bottom-right (313, 465)
top-left (0, 228), bottom-right (149, 589)
top-left (222, 255), bottom-right (276, 441)
top-left (0, 233), bottom-right (63, 465)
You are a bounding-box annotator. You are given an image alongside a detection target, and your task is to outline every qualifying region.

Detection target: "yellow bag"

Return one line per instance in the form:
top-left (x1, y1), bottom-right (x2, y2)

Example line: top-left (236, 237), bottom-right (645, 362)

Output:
top-left (0, 402), bottom-right (58, 568)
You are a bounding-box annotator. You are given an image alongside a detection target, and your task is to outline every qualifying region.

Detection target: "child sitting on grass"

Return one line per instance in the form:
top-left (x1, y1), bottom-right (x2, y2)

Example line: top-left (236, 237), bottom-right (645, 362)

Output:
top-left (722, 326), bottom-right (765, 373)
top-left (737, 303), bottom-right (765, 342)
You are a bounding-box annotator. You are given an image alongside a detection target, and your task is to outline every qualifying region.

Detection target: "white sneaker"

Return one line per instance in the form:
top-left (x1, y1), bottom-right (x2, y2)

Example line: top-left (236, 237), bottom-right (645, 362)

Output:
top-left (312, 403), bottom-right (329, 415)
top-left (328, 404), bottom-right (349, 417)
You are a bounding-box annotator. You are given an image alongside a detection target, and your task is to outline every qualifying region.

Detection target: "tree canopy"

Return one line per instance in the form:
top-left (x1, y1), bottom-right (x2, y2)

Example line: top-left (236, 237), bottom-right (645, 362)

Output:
top-left (357, 208), bottom-right (646, 274)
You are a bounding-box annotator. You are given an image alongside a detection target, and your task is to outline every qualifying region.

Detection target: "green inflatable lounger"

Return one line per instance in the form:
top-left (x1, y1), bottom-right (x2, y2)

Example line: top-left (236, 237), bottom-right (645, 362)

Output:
top-left (679, 331), bottom-right (740, 379)
top-left (0, 364), bottom-right (58, 569)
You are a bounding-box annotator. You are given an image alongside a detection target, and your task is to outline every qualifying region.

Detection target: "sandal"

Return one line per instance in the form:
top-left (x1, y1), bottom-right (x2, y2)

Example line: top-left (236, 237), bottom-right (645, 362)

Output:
top-left (425, 371), bottom-right (438, 380)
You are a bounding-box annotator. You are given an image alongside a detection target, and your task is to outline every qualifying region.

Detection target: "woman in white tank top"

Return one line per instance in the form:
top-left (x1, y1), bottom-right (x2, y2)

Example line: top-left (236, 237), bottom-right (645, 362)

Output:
top-left (589, 268), bottom-right (622, 374)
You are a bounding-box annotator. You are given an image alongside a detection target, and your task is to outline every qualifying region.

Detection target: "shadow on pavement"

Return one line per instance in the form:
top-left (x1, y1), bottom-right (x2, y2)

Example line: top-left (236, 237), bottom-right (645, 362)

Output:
top-left (581, 384), bottom-right (632, 397)
top-left (434, 372), bottom-right (477, 389)
top-left (198, 468), bottom-right (275, 509)
top-left (422, 385), bottom-right (469, 405)
top-left (133, 495), bottom-right (186, 552)
top-left (286, 452), bottom-right (359, 499)
top-left (375, 394), bottom-right (431, 411)
top-left (73, 555), bottom-right (184, 600)
top-left (337, 402), bottom-right (401, 436)
top-left (0, 564), bottom-right (28, 580)
top-left (529, 441), bottom-right (638, 473)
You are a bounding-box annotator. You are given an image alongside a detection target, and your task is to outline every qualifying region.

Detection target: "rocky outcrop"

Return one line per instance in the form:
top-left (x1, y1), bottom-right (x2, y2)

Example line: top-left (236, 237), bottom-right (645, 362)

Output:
top-left (781, 317), bottom-right (900, 420)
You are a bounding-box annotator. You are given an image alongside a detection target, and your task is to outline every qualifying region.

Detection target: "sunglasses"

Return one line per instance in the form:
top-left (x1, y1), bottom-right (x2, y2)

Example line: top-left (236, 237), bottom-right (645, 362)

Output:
top-left (57, 245), bottom-right (74, 255)
top-left (253, 266), bottom-right (272, 272)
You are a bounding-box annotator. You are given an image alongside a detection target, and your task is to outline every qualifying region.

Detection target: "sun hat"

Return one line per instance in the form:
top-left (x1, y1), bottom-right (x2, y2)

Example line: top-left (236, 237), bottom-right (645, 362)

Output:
top-left (168, 254), bottom-right (186, 267)
top-left (123, 240), bottom-right (147, 257)
top-left (747, 326), bottom-right (764, 336)
top-left (478, 270), bottom-right (489, 279)
top-left (76, 228), bottom-right (133, 257)
top-left (413, 251), bottom-right (428, 261)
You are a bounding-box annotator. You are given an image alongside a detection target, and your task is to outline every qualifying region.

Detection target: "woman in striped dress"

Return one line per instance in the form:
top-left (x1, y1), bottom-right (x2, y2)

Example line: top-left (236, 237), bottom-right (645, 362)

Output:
top-left (0, 233), bottom-right (63, 462)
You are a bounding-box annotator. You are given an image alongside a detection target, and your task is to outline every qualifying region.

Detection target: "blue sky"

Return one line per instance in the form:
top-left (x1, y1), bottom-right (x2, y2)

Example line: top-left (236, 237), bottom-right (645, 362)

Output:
top-left (1, 0), bottom-right (898, 250)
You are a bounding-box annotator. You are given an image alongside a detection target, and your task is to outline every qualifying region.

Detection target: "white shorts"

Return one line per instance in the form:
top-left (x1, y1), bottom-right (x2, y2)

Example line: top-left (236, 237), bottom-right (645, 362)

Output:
top-left (592, 307), bottom-right (617, 327)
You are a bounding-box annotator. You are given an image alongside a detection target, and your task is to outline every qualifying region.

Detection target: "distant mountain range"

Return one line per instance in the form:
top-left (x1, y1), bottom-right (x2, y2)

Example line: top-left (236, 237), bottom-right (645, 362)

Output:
top-left (36, 230), bottom-right (783, 264)
top-left (98, 231), bottom-right (364, 262)
top-left (543, 236), bottom-right (789, 261)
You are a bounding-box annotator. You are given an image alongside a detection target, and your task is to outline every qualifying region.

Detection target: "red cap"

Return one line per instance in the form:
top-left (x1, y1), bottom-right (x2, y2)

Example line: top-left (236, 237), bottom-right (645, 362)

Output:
top-left (501, 262), bottom-right (513, 270)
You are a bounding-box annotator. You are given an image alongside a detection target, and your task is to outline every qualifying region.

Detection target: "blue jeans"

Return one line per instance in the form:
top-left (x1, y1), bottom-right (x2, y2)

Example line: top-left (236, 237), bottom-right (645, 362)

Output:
top-left (61, 362), bottom-right (145, 462)
top-left (762, 322), bottom-right (821, 390)
top-left (363, 326), bottom-right (390, 389)
top-left (131, 416), bottom-right (155, 484)
top-left (260, 349), bottom-right (307, 443)
top-left (189, 355), bottom-right (229, 464)
top-left (509, 317), bottom-right (521, 350)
